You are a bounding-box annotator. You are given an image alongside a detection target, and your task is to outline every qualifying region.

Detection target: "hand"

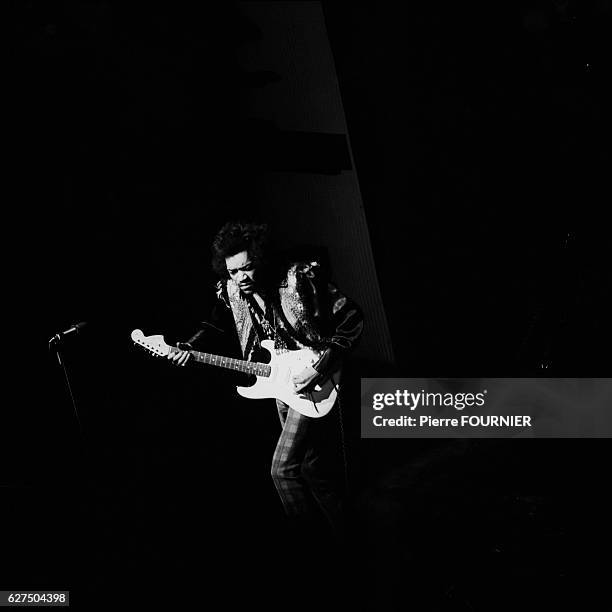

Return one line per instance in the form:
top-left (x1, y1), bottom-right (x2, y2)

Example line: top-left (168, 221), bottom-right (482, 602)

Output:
top-left (167, 349), bottom-right (191, 367)
top-left (291, 365), bottom-right (320, 394)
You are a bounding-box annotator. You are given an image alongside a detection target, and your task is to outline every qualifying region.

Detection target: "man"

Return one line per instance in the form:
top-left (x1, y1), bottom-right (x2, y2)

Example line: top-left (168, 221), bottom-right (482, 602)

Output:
top-left (168, 221), bottom-right (363, 539)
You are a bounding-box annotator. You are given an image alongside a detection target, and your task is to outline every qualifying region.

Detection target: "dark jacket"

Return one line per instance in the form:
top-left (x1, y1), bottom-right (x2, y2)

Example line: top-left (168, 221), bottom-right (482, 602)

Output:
top-left (183, 260), bottom-right (363, 378)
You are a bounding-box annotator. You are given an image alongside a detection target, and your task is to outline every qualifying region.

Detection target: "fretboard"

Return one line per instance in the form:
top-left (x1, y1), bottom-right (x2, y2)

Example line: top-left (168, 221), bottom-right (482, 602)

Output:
top-left (169, 346), bottom-right (271, 377)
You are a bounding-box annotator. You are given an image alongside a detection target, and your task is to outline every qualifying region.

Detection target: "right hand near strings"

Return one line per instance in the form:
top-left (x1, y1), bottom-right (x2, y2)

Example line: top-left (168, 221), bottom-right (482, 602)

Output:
top-left (167, 344), bottom-right (191, 367)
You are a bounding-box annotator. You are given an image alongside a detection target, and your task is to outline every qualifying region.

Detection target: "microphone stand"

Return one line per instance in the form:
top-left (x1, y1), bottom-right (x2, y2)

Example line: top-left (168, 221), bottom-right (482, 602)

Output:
top-left (48, 336), bottom-right (83, 433)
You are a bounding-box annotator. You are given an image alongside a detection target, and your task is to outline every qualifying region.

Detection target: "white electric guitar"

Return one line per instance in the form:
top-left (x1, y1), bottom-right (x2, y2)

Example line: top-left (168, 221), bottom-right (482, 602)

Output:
top-left (131, 329), bottom-right (340, 418)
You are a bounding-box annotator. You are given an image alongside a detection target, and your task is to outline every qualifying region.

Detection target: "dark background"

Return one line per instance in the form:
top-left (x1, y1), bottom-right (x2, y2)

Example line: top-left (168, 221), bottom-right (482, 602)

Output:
top-left (6, 1), bottom-right (610, 609)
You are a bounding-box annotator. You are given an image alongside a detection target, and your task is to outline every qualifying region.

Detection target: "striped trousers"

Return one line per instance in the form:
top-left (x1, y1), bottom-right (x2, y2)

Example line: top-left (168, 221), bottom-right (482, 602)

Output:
top-left (271, 399), bottom-right (345, 533)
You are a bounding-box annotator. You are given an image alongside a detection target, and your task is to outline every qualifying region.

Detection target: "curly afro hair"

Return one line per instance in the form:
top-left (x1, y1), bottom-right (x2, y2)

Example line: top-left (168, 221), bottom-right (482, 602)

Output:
top-left (211, 221), bottom-right (270, 277)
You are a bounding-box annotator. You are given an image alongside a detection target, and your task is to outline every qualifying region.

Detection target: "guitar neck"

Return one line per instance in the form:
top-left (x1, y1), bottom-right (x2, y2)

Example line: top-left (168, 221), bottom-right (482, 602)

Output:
top-left (168, 346), bottom-right (271, 377)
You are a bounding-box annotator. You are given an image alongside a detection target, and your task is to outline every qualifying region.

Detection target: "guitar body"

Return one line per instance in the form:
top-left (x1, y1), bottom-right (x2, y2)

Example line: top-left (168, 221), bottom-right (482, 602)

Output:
top-left (236, 340), bottom-right (340, 418)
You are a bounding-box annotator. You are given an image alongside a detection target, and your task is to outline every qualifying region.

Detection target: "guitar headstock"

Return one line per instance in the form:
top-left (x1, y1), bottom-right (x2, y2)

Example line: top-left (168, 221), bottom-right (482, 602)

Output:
top-left (131, 329), bottom-right (171, 358)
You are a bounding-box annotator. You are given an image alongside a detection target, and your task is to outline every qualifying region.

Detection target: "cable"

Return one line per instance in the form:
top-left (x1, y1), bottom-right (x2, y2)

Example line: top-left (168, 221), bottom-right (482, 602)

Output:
top-left (49, 341), bottom-right (83, 433)
top-left (305, 376), bottom-right (348, 494)
top-left (331, 377), bottom-right (349, 496)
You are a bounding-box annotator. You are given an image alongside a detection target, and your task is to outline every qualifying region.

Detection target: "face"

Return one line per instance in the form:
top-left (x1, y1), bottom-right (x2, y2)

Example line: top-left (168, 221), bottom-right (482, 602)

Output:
top-left (225, 250), bottom-right (258, 294)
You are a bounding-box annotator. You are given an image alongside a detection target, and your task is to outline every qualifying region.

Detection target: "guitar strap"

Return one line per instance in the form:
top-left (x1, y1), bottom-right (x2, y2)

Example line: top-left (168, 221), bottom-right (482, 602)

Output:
top-left (245, 295), bottom-right (275, 341)
top-left (277, 263), bottom-right (328, 351)
top-left (225, 279), bottom-right (258, 361)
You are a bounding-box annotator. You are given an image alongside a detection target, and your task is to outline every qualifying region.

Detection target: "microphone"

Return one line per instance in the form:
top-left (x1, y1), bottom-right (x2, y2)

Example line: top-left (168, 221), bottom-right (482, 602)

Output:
top-left (49, 321), bottom-right (88, 345)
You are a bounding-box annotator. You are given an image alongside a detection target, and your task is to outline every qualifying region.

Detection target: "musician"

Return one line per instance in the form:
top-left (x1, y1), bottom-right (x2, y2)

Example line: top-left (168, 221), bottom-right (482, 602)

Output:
top-left (167, 221), bottom-right (363, 540)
